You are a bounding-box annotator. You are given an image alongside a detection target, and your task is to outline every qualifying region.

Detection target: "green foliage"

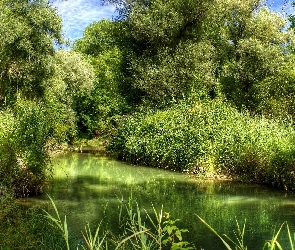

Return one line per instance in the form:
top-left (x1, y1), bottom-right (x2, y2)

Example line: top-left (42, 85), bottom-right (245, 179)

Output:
top-left (108, 99), bottom-right (295, 190)
top-left (80, 222), bottom-right (108, 250)
top-left (0, 98), bottom-right (52, 197)
top-left (219, 7), bottom-right (292, 109)
top-left (252, 62), bottom-right (295, 120)
top-left (74, 19), bottom-right (121, 56)
top-left (74, 24), bottom-right (131, 137)
top-left (43, 194), bottom-right (70, 250)
top-left (48, 50), bottom-right (95, 104)
top-left (162, 215), bottom-right (193, 250)
top-left (131, 40), bottom-right (218, 106)
top-left (102, 0), bottom-right (295, 108)
top-left (0, 93), bottom-right (80, 197)
top-left (106, 0), bottom-right (210, 47)
top-left (44, 194), bottom-right (193, 249)
top-left (114, 197), bottom-right (193, 249)
top-left (0, 195), bottom-right (66, 249)
top-left (0, 0), bottom-right (62, 104)
top-left (44, 49), bottom-right (96, 141)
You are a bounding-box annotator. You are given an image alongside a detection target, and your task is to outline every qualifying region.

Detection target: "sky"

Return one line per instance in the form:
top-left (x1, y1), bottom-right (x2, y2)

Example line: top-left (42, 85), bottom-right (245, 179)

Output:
top-left (51, 0), bottom-right (294, 43)
top-left (51, 0), bottom-right (117, 43)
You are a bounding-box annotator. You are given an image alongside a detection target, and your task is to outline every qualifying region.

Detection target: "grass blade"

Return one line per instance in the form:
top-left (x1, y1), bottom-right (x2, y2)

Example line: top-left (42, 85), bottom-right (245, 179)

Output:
top-left (195, 214), bottom-right (232, 250)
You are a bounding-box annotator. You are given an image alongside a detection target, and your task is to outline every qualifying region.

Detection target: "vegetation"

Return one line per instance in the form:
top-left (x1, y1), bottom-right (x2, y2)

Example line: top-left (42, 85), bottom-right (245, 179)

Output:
top-left (2, 0), bottom-right (295, 195)
top-left (2, 194), bottom-right (295, 249)
top-left (107, 99), bottom-right (295, 190)
top-left (2, 0), bottom-right (295, 248)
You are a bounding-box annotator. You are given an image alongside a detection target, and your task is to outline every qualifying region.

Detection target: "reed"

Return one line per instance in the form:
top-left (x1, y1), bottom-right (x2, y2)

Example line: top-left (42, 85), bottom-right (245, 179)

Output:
top-left (42, 195), bottom-right (295, 249)
top-left (196, 214), bottom-right (295, 250)
top-left (44, 194), bottom-right (192, 249)
top-left (43, 194), bottom-right (70, 250)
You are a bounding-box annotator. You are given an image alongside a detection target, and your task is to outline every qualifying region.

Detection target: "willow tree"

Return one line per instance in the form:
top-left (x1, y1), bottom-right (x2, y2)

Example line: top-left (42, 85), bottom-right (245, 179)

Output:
top-left (0, 0), bottom-right (62, 106)
top-left (100, 0), bottom-right (219, 105)
top-left (0, 0), bottom-right (63, 197)
top-left (102, 0), bottom-right (295, 110)
top-left (216, 1), bottom-right (294, 110)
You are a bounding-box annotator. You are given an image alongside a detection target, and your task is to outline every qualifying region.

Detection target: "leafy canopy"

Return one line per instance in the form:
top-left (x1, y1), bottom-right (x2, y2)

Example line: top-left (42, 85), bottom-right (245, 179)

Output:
top-left (0, 0), bottom-right (62, 105)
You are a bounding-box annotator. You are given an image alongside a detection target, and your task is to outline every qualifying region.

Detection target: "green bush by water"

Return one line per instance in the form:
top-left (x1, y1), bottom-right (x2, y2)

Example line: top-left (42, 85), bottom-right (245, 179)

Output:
top-left (107, 99), bottom-right (295, 190)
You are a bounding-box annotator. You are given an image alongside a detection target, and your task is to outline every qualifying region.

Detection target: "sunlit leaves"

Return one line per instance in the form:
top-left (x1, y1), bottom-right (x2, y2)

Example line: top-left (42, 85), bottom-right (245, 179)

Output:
top-left (0, 0), bottom-right (62, 104)
top-left (132, 41), bottom-right (218, 105)
top-left (48, 50), bottom-right (95, 103)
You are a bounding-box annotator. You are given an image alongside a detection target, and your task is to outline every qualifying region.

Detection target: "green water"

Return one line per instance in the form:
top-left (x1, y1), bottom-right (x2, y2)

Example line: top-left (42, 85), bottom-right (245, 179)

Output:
top-left (21, 152), bottom-right (295, 249)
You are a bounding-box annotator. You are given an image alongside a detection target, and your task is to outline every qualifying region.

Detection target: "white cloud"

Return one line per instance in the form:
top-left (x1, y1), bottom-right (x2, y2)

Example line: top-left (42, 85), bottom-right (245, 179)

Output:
top-left (51, 0), bottom-right (117, 42)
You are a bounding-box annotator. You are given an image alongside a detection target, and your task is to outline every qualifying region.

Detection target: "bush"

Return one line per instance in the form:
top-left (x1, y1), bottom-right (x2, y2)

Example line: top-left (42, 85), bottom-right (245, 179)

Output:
top-left (108, 99), bottom-right (295, 190)
top-left (252, 65), bottom-right (295, 121)
top-left (0, 97), bottom-right (60, 197)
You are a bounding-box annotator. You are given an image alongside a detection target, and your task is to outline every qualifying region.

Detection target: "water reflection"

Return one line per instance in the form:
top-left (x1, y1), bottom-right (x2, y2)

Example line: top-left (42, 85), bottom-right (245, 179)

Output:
top-left (21, 153), bottom-right (295, 249)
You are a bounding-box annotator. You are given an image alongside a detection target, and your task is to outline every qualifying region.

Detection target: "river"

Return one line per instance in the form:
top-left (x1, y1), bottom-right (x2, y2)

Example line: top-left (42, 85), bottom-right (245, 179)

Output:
top-left (20, 152), bottom-right (295, 249)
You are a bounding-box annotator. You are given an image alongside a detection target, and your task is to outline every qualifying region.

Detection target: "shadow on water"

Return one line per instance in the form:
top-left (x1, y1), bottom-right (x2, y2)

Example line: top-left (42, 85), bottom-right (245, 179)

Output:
top-left (20, 152), bottom-right (295, 250)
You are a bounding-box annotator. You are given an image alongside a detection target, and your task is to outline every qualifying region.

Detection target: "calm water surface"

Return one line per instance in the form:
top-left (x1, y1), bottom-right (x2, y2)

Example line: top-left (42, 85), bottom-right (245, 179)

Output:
top-left (21, 153), bottom-right (295, 249)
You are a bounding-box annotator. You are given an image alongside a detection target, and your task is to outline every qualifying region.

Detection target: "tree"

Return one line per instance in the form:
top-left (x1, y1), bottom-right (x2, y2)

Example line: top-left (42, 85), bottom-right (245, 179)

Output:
top-left (44, 49), bottom-right (95, 141)
top-left (102, 0), bottom-right (295, 109)
top-left (218, 5), bottom-right (293, 110)
top-left (0, 0), bottom-right (63, 196)
top-left (74, 21), bottom-right (131, 136)
top-left (101, 0), bottom-right (219, 105)
top-left (0, 0), bottom-right (62, 106)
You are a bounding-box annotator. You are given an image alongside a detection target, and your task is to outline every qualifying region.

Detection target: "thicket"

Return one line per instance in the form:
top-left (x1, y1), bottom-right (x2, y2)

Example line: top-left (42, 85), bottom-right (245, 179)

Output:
top-left (0, 0), bottom-right (95, 197)
top-left (107, 99), bottom-right (295, 190)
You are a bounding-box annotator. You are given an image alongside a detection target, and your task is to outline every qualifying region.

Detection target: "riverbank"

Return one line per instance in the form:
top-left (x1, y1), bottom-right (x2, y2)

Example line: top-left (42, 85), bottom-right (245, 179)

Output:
top-left (107, 100), bottom-right (295, 191)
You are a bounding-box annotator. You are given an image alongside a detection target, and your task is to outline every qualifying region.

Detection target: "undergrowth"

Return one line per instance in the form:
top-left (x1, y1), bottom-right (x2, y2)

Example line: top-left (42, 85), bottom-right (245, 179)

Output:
top-left (107, 99), bottom-right (295, 190)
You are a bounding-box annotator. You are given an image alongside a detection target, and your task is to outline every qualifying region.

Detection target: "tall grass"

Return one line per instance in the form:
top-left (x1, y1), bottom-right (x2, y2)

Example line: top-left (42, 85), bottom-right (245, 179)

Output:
top-left (43, 195), bottom-right (295, 250)
top-left (196, 214), bottom-right (295, 250)
top-left (107, 99), bottom-right (295, 190)
top-left (43, 194), bottom-right (192, 250)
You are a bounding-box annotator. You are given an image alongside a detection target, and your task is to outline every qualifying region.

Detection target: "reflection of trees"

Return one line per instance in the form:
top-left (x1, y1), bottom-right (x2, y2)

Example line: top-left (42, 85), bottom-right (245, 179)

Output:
top-left (39, 153), bottom-right (295, 249)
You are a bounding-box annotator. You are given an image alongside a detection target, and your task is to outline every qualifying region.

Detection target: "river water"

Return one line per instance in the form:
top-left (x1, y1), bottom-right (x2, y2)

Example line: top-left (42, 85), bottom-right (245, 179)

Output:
top-left (20, 152), bottom-right (295, 249)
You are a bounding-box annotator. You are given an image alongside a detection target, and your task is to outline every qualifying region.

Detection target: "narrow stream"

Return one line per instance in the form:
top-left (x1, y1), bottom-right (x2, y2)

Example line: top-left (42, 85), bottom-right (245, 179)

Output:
top-left (21, 152), bottom-right (295, 249)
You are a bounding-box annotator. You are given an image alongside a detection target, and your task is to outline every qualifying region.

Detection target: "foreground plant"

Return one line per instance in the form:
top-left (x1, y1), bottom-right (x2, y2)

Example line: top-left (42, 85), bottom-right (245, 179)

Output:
top-left (115, 196), bottom-right (193, 249)
top-left (80, 222), bottom-right (108, 250)
top-left (196, 215), bottom-right (295, 250)
top-left (43, 194), bottom-right (70, 250)
top-left (44, 194), bottom-right (193, 249)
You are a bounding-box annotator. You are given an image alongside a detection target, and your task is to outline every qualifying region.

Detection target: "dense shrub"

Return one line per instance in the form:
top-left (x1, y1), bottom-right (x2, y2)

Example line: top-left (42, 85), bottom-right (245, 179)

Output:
top-left (108, 99), bottom-right (295, 190)
top-left (0, 99), bottom-right (52, 197)
top-left (0, 96), bottom-right (73, 197)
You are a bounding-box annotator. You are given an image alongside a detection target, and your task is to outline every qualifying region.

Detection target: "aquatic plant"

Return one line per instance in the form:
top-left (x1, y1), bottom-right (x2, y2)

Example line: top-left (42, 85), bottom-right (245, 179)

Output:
top-left (43, 194), bottom-right (193, 249)
top-left (196, 214), bottom-right (295, 250)
top-left (114, 195), bottom-right (193, 250)
top-left (43, 194), bottom-right (71, 250)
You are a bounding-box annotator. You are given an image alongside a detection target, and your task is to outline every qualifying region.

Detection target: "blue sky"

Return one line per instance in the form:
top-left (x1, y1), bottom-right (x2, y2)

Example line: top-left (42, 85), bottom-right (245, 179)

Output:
top-left (51, 0), bottom-right (294, 43)
top-left (51, 0), bottom-right (117, 42)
